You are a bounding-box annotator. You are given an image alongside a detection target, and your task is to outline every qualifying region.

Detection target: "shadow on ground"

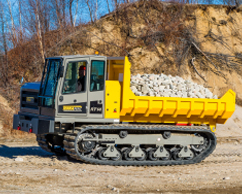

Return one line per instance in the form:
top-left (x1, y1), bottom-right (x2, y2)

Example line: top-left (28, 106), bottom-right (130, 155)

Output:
top-left (0, 144), bottom-right (53, 159)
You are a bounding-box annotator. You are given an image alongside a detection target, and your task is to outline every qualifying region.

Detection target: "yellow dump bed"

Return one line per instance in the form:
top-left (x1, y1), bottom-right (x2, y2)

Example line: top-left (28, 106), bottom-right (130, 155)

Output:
top-left (105, 57), bottom-right (236, 131)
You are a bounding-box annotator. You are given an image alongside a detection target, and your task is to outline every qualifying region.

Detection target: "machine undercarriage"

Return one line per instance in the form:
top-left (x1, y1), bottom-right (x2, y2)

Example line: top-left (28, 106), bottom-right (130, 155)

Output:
top-left (37, 124), bottom-right (216, 166)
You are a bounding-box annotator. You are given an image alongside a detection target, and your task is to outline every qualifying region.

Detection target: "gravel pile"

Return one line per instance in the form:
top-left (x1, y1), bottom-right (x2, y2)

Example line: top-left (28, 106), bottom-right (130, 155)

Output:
top-left (130, 73), bottom-right (218, 99)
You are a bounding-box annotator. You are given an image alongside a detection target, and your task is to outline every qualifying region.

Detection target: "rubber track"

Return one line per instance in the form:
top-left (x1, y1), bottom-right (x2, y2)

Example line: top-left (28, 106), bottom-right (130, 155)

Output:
top-left (64, 124), bottom-right (217, 166)
top-left (36, 134), bottom-right (53, 153)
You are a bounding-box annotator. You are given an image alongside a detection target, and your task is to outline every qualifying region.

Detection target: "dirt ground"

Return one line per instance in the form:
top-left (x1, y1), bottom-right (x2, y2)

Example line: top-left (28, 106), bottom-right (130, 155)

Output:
top-left (0, 138), bottom-right (242, 194)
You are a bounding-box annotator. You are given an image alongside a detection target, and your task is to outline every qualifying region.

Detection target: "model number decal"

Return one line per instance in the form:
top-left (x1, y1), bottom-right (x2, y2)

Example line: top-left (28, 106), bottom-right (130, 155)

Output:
top-left (63, 106), bottom-right (82, 112)
top-left (90, 107), bottom-right (102, 112)
top-left (90, 101), bottom-right (102, 114)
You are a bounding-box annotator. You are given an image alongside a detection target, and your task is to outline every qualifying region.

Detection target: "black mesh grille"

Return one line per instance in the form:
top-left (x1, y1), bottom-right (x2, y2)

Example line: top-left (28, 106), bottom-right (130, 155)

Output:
top-left (38, 120), bottom-right (50, 134)
top-left (21, 91), bottom-right (39, 110)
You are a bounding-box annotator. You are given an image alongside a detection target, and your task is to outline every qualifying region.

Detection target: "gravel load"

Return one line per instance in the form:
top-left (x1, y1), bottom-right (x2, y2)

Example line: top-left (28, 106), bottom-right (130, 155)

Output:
top-left (130, 73), bottom-right (218, 99)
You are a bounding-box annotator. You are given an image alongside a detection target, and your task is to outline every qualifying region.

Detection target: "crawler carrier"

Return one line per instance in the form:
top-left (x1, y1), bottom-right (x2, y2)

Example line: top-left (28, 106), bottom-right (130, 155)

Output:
top-left (13, 55), bottom-right (236, 166)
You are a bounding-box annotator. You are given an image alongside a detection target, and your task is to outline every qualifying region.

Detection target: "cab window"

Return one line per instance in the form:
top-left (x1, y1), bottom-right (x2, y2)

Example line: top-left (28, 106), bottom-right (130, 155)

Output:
top-left (62, 61), bottom-right (87, 94)
top-left (90, 61), bottom-right (105, 92)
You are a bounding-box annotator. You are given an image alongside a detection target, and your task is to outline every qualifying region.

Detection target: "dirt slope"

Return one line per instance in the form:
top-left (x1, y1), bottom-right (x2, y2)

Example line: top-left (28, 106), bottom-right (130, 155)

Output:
top-left (216, 105), bottom-right (242, 137)
top-left (0, 95), bottom-right (13, 136)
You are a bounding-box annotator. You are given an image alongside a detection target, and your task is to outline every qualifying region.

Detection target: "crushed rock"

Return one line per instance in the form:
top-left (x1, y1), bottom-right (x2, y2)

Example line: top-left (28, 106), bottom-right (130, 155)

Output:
top-left (223, 177), bottom-right (230, 180)
top-left (130, 73), bottom-right (217, 99)
top-left (14, 157), bottom-right (24, 162)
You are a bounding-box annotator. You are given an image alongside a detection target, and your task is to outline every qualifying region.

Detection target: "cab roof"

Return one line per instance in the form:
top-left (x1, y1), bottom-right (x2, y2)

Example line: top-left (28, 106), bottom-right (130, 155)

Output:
top-left (46, 55), bottom-right (125, 61)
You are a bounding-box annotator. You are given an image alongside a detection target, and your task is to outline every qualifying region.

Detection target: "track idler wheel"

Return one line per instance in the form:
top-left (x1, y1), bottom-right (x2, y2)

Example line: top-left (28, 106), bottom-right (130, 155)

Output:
top-left (173, 149), bottom-right (182, 161)
top-left (77, 133), bottom-right (96, 154)
top-left (191, 137), bottom-right (208, 153)
top-left (122, 148), bottom-right (134, 161)
top-left (148, 148), bottom-right (158, 161)
top-left (111, 149), bottom-right (122, 161)
top-left (98, 147), bottom-right (109, 161)
top-left (173, 147), bottom-right (195, 160)
top-left (136, 149), bottom-right (147, 161)
top-left (184, 149), bottom-right (195, 160)
top-left (160, 150), bottom-right (171, 161)
top-left (79, 140), bottom-right (96, 153)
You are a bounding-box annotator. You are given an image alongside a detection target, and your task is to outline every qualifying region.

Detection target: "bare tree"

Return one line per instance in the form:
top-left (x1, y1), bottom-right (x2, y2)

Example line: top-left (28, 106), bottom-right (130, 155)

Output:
top-left (69, 0), bottom-right (74, 27)
top-left (85, 0), bottom-right (94, 23)
top-left (113, 0), bottom-right (119, 10)
top-left (31, 0), bottom-right (45, 64)
top-left (0, 3), bottom-right (7, 57)
top-left (7, 0), bottom-right (17, 47)
top-left (236, 0), bottom-right (241, 6)
top-left (211, 0), bottom-right (242, 6)
top-left (106, 0), bottom-right (111, 13)
top-left (233, 0), bottom-right (241, 6)
top-left (52, 0), bottom-right (68, 28)
top-left (19, 0), bottom-right (23, 43)
top-left (73, 0), bottom-right (79, 26)
top-left (54, 0), bottom-right (62, 28)
top-left (0, 2), bottom-right (8, 86)
top-left (85, 0), bottom-right (99, 23)
top-left (95, 0), bottom-right (98, 21)
top-left (61, 0), bottom-right (66, 27)
top-left (69, 0), bottom-right (79, 27)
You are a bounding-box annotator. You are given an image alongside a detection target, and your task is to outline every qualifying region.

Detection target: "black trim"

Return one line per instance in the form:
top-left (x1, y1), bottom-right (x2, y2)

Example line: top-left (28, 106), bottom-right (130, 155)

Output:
top-left (22, 101), bottom-right (38, 106)
top-left (38, 59), bottom-right (62, 109)
top-left (22, 94), bottom-right (37, 98)
top-left (52, 58), bottom-right (63, 108)
top-left (39, 59), bottom-right (48, 97)
top-left (43, 60), bottom-right (52, 96)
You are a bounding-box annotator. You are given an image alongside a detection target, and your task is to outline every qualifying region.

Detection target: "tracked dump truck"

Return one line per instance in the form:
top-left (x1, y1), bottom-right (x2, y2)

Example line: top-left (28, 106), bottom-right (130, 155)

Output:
top-left (13, 55), bottom-right (236, 166)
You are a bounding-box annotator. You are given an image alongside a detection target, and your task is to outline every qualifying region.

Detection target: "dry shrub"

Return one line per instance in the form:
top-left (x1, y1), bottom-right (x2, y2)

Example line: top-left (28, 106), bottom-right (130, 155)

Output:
top-left (110, 0), bottom-right (198, 71)
top-left (0, 87), bottom-right (29, 138)
top-left (0, 106), bottom-right (35, 139)
top-left (0, 106), bottom-right (13, 137)
top-left (236, 97), bottom-right (242, 107)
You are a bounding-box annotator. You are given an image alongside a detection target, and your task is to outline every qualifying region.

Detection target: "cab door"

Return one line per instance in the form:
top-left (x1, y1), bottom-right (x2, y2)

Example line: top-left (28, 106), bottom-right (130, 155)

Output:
top-left (57, 57), bottom-right (89, 117)
top-left (87, 58), bottom-right (106, 118)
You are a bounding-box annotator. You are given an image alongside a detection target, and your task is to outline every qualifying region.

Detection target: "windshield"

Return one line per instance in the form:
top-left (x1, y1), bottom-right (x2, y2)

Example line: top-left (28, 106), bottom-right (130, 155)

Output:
top-left (40, 59), bottom-right (61, 107)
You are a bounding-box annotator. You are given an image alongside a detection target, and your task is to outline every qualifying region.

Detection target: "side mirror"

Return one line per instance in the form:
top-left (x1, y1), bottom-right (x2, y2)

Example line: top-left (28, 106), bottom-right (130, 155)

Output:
top-left (60, 66), bottom-right (64, 77)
